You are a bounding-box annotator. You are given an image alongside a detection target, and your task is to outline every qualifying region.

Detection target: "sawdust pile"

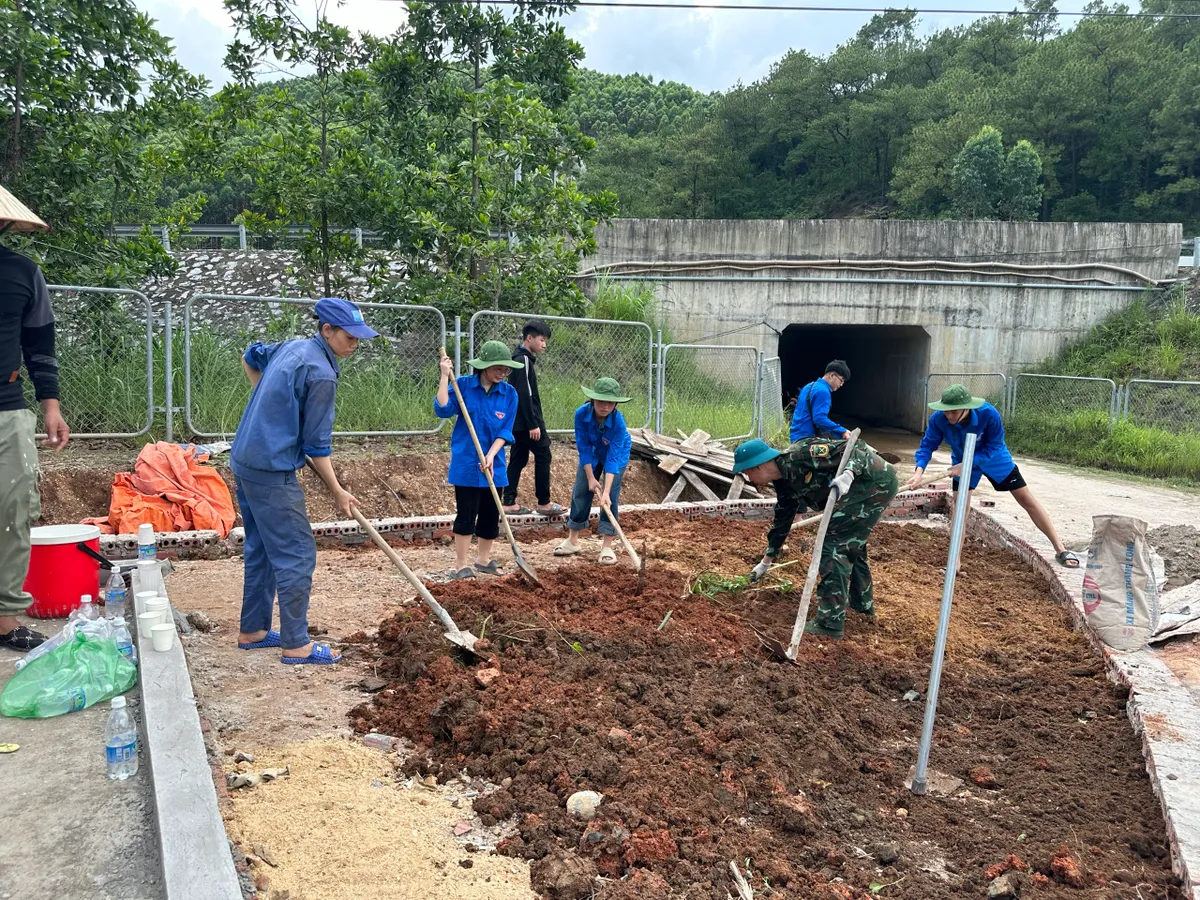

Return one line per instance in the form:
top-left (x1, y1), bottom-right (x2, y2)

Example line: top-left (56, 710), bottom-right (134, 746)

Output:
top-left (222, 739), bottom-right (535, 900)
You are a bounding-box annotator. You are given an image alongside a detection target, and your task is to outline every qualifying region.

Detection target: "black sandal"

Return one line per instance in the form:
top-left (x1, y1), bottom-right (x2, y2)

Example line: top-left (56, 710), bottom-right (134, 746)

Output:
top-left (0, 625), bottom-right (48, 651)
top-left (1056, 550), bottom-right (1081, 569)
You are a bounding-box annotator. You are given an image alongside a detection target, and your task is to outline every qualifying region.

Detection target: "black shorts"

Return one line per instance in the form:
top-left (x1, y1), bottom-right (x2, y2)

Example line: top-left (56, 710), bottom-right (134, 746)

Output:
top-left (953, 465), bottom-right (1027, 493)
top-left (453, 485), bottom-right (501, 540)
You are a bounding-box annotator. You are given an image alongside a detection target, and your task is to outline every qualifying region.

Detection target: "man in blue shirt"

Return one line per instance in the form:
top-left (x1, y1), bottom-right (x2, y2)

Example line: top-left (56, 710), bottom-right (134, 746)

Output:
top-left (790, 360), bottom-right (851, 442)
top-left (435, 341), bottom-right (521, 580)
top-left (909, 384), bottom-right (1078, 568)
top-left (231, 297), bottom-right (376, 664)
top-left (553, 377), bottom-right (633, 565)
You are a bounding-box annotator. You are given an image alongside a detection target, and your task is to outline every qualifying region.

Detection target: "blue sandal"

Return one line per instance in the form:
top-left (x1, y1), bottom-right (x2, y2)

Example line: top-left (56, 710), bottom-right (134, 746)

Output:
top-left (238, 630), bottom-right (281, 650)
top-left (281, 643), bottom-right (341, 665)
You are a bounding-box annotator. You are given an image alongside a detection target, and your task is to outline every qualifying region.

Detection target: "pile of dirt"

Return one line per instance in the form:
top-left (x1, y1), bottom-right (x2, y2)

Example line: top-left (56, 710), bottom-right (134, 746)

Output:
top-left (1148, 524), bottom-right (1200, 591)
top-left (351, 521), bottom-right (1181, 899)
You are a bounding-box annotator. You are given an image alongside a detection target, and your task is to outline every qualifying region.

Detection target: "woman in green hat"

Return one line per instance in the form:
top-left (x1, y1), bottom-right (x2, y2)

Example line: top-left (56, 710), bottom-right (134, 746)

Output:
top-left (553, 377), bottom-right (633, 564)
top-left (435, 341), bottom-right (524, 579)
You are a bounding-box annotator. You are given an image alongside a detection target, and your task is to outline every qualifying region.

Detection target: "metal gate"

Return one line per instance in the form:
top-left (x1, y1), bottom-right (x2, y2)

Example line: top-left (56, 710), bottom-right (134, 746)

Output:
top-left (657, 343), bottom-right (759, 442)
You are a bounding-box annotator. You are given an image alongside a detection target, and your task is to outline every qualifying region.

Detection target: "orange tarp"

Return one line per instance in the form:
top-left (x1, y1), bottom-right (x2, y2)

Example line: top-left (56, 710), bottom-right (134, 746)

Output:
top-left (83, 442), bottom-right (236, 538)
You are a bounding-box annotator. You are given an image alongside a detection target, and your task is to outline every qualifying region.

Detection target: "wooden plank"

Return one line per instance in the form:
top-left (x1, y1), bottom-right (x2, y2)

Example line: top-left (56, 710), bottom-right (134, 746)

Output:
top-left (679, 429), bottom-right (712, 454)
top-left (681, 468), bottom-right (720, 502)
top-left (676, 429), bottom-right (689, 440)
top-left (657, 454), bottom-right (688, 474)
top-left (662, 475), bottom-right (688, 503)
top-left (726, 475), bottom-right (745, 501)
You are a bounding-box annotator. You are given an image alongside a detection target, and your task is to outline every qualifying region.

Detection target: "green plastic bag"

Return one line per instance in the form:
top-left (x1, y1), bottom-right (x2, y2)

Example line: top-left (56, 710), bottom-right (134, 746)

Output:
top-left (1, 632), bottom-right (137, 719)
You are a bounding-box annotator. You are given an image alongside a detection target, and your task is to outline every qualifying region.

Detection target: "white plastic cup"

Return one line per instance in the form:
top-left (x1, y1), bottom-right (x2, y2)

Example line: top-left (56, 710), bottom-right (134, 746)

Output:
top-left (150, 623), bottom-right (174, 652)
top-left (134, 591), bottom-right (157, 620)
top-left (137, 611), bottom-right (161, 639)
top-left (137, 560), bottom-right (164, 597)
top-left (146, 598), bottom-right (170, 620)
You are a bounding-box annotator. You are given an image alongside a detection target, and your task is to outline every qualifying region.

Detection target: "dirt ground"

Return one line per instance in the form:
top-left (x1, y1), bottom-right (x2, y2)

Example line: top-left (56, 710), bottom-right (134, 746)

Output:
top-left (36, 440), bottom-right (678, 525)
top-left (169, 511), bottom-right (1180, 900)
top-left (1147, 525), bottom-right (1200, 592)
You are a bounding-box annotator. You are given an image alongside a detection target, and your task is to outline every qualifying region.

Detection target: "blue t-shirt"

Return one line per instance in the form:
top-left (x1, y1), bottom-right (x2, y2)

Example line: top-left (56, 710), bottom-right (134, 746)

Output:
top-left (574, 402), bottom-right (631, 472)
top-left (914, 402), bottom-right (1016, 489)
top-left (231, 335), bottom-right (338, 482)
top-left (790, 379), bottom-right (845, 441)
top-left (435, 374), bottom-right (518, 488)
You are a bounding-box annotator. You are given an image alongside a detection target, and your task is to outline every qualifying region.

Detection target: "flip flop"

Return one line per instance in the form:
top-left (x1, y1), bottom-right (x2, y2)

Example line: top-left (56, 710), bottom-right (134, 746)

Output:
top-left (450, 567), bottom-right (477, 580)
top-left (1056, 550), bottom-right (1081, 569)
top-left (598, 547), bottom-right (617, 565)
top-left (281, 643), bottom-right (341, 665)
top-left (535, 503), bottom-right (565, 516)
top-left (505, 506), bottom-right (534, 515)
top-left (238, 629), bottom-right (282, 650)
top-left (0, 625), bottom-right (47, 651)
top-left (553, 540), bottom-right (582, 556)
top-left (474, 560), bottom-right (503, 575)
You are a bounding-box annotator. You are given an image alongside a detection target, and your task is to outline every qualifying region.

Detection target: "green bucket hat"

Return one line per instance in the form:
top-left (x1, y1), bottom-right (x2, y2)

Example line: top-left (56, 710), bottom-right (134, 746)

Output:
top-left (732, 438), bottom-right (782, 474)
top-left (581, 377), bottom-right (632, 403)
top-left (469, 340), bottom-right (524, 370)
top-left (928, 383), bottom-right (986, 411)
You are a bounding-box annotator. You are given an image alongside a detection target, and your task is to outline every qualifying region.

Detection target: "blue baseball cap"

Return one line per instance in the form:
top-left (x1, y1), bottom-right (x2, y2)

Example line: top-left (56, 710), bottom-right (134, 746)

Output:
top-left (314, 297), bottom-right (378, 339)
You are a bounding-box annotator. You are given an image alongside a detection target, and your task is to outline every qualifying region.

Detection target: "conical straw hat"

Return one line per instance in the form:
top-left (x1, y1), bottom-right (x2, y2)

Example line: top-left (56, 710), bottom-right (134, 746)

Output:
top-left (0, 184), bottom-right (49, 232)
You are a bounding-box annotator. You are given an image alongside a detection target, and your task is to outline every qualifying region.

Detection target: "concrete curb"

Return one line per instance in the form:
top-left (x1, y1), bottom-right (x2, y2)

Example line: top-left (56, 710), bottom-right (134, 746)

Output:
top-left (136, 624), bottom-right (241, 900)
top-left (970, 507), bottom-right (1200, 899)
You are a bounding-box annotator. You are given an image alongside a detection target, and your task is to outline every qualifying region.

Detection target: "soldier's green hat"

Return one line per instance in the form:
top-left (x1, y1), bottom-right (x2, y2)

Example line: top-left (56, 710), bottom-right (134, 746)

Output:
top-left (581, 377), bottom-right (631, 403)
top-left (469, 340), bottom-right (524, 370)
top-left (928, 383), bottom-right (985, 411)
top-left (732, 438), bottom-right (782, 474)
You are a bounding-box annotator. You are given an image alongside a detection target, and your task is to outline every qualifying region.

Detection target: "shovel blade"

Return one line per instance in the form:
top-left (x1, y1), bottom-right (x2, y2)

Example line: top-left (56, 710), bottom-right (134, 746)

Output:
top-left (512, 546), bottom-right (540, 585)
top-left (756, 632), bottom-right (799, 665)
top-left (443, 629), bottom-right (483, 655)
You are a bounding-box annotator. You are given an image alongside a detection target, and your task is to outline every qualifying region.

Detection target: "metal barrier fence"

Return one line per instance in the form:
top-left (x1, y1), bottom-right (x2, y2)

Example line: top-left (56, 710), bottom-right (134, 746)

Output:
top-left (657, 343), bottom-right (759, 442)
top-left (923, 372), bottom-right (1007, 413)
top-left (25, 286), bottom-right (155, 439)
top-left (1009, 373), bottom-right (1117, 428)
top-left (468, 310), bottom-right (654, 433)
top-left (1123, 379), bottom-right (1200, 433)
top-left (183, 294), bottom-right (446, 439)
top-left (757, 356), bottom-right (786, 441)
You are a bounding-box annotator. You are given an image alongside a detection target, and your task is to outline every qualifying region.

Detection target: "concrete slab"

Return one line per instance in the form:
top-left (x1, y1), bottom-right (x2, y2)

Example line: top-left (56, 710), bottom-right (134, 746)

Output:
top-left (0, 621), bottom-right (162, 900)
top-left (137, 623), bottom-right (241, 900)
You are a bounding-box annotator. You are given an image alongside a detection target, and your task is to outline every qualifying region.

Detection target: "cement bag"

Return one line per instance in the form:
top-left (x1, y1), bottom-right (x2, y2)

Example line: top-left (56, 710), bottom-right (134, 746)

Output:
top-left (1082, 515), bottom-right (1160, 651)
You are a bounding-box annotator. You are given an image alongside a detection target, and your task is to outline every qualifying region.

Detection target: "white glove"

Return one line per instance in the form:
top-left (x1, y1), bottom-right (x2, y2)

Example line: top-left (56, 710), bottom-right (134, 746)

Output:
top-left (749, 560), bottom-right (772, 583)
top-left (830, 470), bottom-right (855, 501)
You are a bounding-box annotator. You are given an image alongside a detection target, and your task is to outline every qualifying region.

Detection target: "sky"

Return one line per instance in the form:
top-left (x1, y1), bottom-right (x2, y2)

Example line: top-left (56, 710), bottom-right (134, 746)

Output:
top-left (133, 0), bottom-right (1001, 94)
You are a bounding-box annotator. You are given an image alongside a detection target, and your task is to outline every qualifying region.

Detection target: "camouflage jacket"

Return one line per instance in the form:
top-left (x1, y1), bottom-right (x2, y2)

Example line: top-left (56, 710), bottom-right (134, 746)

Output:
top-left (764, 438), bottom-right (888, 558)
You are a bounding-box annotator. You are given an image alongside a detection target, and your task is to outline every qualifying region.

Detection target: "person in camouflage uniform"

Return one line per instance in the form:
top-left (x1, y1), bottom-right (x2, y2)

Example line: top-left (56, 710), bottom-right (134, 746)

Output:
top-left (732, 437), bottom-right (900, 639)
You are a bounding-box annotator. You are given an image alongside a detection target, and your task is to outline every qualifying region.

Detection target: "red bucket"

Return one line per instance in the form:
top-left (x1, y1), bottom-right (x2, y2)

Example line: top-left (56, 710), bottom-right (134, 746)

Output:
top-left (23, 524), bottom-right (103, 619)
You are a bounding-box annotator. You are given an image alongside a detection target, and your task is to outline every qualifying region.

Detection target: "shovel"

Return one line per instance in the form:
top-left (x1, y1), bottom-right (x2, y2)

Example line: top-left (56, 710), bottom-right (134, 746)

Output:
top-left (598, 493), bottom-right (645, 595)
top-left (788, 466), bottom-right (951, 533)
top-left (440, 349), bottom-right (540, 586)
top-left (305, 457), bottom-right (482, 655)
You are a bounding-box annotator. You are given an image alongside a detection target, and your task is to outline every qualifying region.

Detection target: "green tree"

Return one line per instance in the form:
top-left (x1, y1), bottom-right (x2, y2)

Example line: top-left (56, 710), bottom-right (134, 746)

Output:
top-left (1001, 139), bottom-right (1043, 220)
top-left (951, 125), bottom-right (1006, 218)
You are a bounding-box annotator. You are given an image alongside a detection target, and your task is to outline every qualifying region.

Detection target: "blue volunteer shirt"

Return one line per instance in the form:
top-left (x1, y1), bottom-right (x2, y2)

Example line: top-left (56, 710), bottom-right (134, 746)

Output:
top-left (790, 379), bottom-right (845, 441)
top-left (435, 374), bottom-right (518, 488)
top-left (574, 402), bottom-right (631, 472)
top-left (914, 401), bottom-right (1016, 489)
top-left (231, 335), bottom-right (339, 483)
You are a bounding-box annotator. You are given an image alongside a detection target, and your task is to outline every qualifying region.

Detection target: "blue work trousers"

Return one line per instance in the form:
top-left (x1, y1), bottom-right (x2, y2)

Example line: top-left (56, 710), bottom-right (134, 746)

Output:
top-left (566, 465), bottom-right (624, 537)
top-left (235, 473), bottom-right (316, 650)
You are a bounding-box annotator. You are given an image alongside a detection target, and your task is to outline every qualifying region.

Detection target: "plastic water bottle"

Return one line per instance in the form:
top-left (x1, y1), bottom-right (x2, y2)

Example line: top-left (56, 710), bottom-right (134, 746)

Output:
top-left (105, 570), bottom-right (127, 622)
top-left (137, 524), bottom-right (157, 561)
top-left (14, 623), bottom-right (76, 670)
top-left (105, 696), bottom-right (139, 780)
top-left (112, 617), bottom-right (137, 665)
top-left (73, 594), bottom-right (99, 623)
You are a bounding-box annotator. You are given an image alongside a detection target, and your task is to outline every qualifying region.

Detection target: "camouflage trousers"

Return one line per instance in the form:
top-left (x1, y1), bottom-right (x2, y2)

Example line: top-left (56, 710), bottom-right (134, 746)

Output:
top-left (813, 467), bottom-right (900, 631)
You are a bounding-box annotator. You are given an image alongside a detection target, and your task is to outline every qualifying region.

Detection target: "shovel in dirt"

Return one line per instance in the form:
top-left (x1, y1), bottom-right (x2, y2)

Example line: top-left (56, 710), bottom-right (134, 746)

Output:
top-left (598, 493), bottom-right (645, 595)
top-left (440, 349), bottom-right (540, 586)
top-left (305, 458), bottom-right (483, 655)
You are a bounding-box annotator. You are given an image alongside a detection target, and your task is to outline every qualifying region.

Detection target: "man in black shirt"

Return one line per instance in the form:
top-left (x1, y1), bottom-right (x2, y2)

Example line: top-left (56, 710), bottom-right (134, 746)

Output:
top-left (0, 186), bottom-right (70, 651)
top-left (503, 320), bottom-right (562, 515)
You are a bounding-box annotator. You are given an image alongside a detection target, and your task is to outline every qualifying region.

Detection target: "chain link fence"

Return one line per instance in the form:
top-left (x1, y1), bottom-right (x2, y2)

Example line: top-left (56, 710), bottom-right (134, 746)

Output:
top-left (658, 344), bottom-right (758, 442)
top-left (469, 310), bottom-right (654, 433)
top-left (183, 294), bottom-right (446, 439)
top-left (1123, 380), bottom-right (1200, 433)
top-left (23, 286), bottom-right (154, 438)
top-left (1006, 374), bottom-right (1117, 452)
top-left (757, 356), bottom-right (787, 442)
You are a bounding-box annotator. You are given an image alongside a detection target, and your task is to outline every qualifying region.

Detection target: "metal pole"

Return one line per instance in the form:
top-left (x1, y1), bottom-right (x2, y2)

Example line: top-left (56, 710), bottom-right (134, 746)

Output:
top-left (655, 332), bottom-right (665, 434)
top-left (237, 223), bottom-right (247, 250)
top-left (910, 430), bottom-right (977, 796)
top-left (160, 226), bottom-right (171, 253)
top-left (163, 301), bottom-right (174, 443)
top-left (355, 227), bottom-right (363, 248)
top-left (1194, 236), bottom-right (1199, 271)
top-left (453, 316), bottom-right (462, 376)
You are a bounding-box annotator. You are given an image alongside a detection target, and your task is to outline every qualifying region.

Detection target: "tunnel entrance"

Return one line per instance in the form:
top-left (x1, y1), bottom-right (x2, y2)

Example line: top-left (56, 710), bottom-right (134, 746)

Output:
top-left (779, 324), bottom-right (930, 434)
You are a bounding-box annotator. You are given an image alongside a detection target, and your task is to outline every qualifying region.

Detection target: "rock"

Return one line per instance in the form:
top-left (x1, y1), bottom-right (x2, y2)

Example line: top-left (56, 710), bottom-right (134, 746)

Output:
top-left (875, 842), bottom-right (901, 865)
top-left (253, 844), bottom-right (279, 868)
top-left (423, 775), bottom-right (438, 789)
top-left (895, 807), bottom-right (908, 818)
top-left (566, 790), bottom-right (604, 820)
top-left (360, 733), bottom-right (398, 752)
top-left (1051, 846), bottom-right (1086, 887)
top-left (475, 667), bottom-right (501, 688)
top-left (607, 727), bottom-right (633, 747)
top-left (357, 677), bottom-right (388, 693)
top-left (530, 851), bottom-right (598, 899)
top-left (902, 690), bottom-right (920, 701)
top-left (232, 751), bottom-right (255, 764)
top-left (453, 821), bottom-right (474, 836)
top-left (459, 858), bottom-right (474, 868)
top-left (969, 765), bottom-right (1000, 788)
top-left (186, 611), bottom-right (216, 632)
top-left (988, 872), bottom-right (1024, 898)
